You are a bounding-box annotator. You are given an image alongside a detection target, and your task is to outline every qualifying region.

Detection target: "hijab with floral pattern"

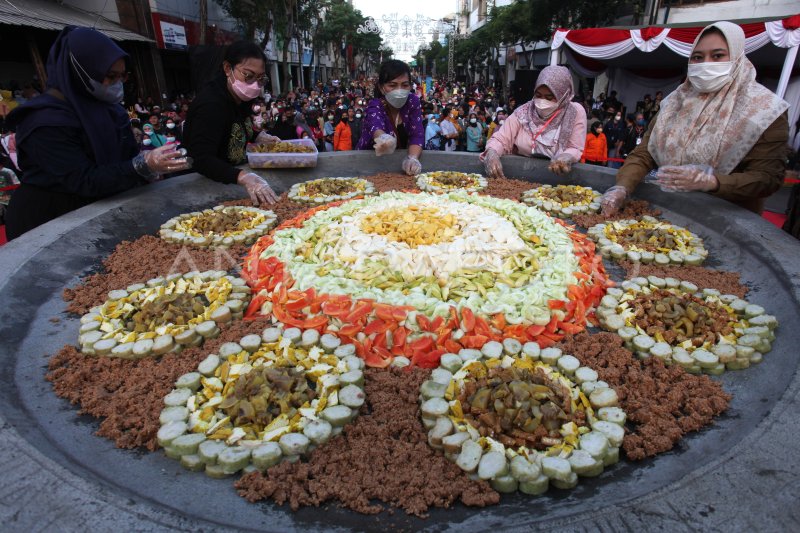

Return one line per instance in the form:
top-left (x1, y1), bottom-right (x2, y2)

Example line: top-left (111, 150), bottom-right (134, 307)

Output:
top-left (648, 21), bottom-right (788, 175)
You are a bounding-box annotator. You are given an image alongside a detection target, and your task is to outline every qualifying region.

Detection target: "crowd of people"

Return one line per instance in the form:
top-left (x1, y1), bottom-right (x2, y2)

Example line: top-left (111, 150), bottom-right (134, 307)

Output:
top-left (0, 21), bottom-right (795, 240)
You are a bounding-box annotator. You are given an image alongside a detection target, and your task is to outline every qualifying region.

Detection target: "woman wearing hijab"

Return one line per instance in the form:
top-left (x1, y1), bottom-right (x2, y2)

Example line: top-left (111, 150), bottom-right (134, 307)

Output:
top-left (601, 22), bottom-right (789, 215)
top-left (142, 122), bottom-right (166, 148)
top-left (356, 60), bottom-right (424, 176)
top-left (4, 26), bottom-right (187, 240)
top-left (482, 66), bottom-right (587, 178)
top-left (183, 41), bottom-right (278, 206)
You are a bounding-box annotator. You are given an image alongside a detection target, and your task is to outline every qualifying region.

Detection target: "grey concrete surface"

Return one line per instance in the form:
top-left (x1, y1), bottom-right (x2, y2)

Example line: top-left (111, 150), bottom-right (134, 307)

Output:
top-left (0, 151), bottom-right (799, 532)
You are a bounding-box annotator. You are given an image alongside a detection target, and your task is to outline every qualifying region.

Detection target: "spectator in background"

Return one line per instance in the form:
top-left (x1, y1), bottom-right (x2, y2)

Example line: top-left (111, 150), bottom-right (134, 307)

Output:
top-left (487, 109), bottom-right (506, 140)
top-left (333, 112), bottom-right (352, 151)
top-left (439, 107), bottom-right (459, 152)
top-left (465, 113), bottom-right (483, 153)
top-left (619, 113), bottom-right (646, 160)
top-left (424, 113), bottom-right (442, 151)
top-left (142, 122), bottom-right (166, 148)
top-left (323, 110), bottom-right (335, 152)
top-left (603, 108), bottom-right (626, 168)
top-left (270, 106), bottom-right (298, 140)
top-left (348, 107), bottom-right (363, 149)
top-left (581, 121), bottom-right (608, 166)
top-left (164, 116), bottom-right (180, 145)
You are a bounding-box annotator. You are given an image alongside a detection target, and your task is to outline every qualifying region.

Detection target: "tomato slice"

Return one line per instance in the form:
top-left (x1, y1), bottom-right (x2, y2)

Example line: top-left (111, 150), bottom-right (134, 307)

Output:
top-left (461, 307), bottom-right (476, 333)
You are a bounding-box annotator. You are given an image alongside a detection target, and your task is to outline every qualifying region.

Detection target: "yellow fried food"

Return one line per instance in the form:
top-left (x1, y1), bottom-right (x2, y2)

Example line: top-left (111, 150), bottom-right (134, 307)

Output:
top-left (360, 206), bottom-right (462, 247)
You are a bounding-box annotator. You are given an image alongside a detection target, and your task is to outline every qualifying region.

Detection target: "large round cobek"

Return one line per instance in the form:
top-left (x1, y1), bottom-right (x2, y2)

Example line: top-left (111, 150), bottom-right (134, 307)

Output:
top-left (1, 151), bottom-right (799, 531)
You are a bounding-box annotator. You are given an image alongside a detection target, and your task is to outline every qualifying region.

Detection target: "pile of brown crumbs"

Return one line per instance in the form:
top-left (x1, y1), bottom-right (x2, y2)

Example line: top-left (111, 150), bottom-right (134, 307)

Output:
top-left (617, 260), bottom-right (749, 298)
top-left (572, 199), bottom-right (661, 228)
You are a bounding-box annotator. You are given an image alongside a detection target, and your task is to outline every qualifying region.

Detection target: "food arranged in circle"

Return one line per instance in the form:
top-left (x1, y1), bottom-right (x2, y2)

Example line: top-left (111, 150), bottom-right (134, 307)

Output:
top-left (78, 271), bottom-right (250, 359)
top-left (521, 184), bottom-right (601, 218)
top-left (416, 171), bottom-right (488, 193)
top-left (243, 191), bottom-right (611, 367)
top-left (420, 345), bottom-right (624, 494)
top-left (158, 325), bottom-right (365, 477)
top-left (287, 177), bottom-right (375, 204)
top-left (587, 216), bottom-right (708, 265)
top-left (160, 205), bottom-right (277, 248)
top-left (597, 276), bottom-right (778, 374)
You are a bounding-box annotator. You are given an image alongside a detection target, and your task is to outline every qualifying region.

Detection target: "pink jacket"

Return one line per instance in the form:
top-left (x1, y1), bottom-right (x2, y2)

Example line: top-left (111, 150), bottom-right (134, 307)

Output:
top-left (483, 102), bottom-right (586, 163)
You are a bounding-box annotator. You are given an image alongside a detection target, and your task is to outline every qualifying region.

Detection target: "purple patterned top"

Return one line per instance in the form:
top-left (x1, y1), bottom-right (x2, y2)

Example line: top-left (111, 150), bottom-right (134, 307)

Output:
top-left (355, 93), bottom-right (425, 150)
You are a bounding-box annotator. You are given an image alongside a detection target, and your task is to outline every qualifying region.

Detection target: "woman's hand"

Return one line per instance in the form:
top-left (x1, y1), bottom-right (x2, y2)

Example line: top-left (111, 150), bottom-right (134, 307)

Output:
top-left (600, 185), bottom-right (628, 216)
top-left (373, 133), bottom-right (397, 156)
top-left (548, 154), bottom-right (575, 176)
top-left (143, 145), bottom-right (191, 174)
top-left (655, 165), bottom-right (718, 192)
top-left (238, 172), bottom-right (278, 205)
top-left (483, 148), bottom-right (505, 179)
top-left (402, 155), bottom-right (421, 176)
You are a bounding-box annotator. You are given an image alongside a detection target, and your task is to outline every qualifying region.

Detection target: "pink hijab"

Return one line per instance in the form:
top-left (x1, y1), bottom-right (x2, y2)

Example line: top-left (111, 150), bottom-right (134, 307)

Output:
top-left (649, 22), bottom-right (789, 174)
top-left (514, 65), bottom-right (580, 150)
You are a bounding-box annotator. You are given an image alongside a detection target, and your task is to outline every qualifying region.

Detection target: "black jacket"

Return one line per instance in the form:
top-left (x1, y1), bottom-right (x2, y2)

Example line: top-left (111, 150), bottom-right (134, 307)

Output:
top-left (183, 75), bottom-right (254, 184)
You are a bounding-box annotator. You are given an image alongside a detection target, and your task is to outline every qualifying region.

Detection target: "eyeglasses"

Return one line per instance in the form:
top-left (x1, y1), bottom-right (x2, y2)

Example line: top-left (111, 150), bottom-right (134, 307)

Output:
top-left (105, 71), bottom-right (129, 84)
top-left (236, 67), bottom-right (268, 86)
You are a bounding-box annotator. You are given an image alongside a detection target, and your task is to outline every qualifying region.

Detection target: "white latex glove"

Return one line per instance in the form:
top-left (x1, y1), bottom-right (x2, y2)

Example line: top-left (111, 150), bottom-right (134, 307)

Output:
top-left (548, 153), bottom-right (576, 176)
top-left (255, 132), bottom-right (280, 145)
top-left (482, 148), bottom-right (504, 179)
top-left (143, 145), bottom-right (191, 174)
top-left (238, 172), bottom-right (278, 205)
top-left (600, 185), bottom-right (628, 216)
top-left (655, 164), bottom-right (718, 192)
top-left (373, 133), bottom-right (397, 156)
top-left (402, 155), bottom-right (422, 176)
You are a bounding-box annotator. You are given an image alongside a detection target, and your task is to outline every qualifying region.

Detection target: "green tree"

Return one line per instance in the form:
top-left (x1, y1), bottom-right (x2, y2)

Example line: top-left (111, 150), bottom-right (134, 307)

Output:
top-left (215, 0), bottom-right (275, 48)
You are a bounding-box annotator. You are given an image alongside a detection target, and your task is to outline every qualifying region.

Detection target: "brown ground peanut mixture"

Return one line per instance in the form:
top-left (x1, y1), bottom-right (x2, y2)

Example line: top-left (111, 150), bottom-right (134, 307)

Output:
top-left (618, 260), bottom-right (749, 298)
top-left (235, 368), bottom-right (499, 517)
top-left (572, 199), bottom-right (661, 228)
top-left (557, 332), bottom-right (731, 460)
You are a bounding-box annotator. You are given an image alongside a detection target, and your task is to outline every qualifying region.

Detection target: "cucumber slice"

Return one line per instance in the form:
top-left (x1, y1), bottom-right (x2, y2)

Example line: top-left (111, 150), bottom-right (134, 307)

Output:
top-left (604, 314), bottom-right (626, 331)
top-left (502, 338), bottom-right (522, 355)
top-left (589, 387), bottom-right (618, 409)
top-left (540, 348), bottom-right (562, 365)
top-left (427, 417), bottom-right (454, 449)
top-left (174, 329), bottom-right (199, 345)
top-left (617, 327), bottom-right (638, 341)
top-left (439, 353), bottom-right (463, 373)
top-left (459, 349), bottom-right (482, 362)
top-left (252, 442), bottom-right (283, 470)
top-left (421, 397), bottom-right (450, 418)
top-left (300, 329), bottom-right (320, 347)
top-left (343, 355), bottom-right (363, 371)
top-left (391, 356), bottom-right (410, 368)
top-left (303, 419), bottom-right (333, 444)
top-left (110, 342), bottom-right (134, 358)
top-left (551, 471), bottom-right (579, 489)
top-left (132, 339), bottom-right (154, 357)
top-left (198, 439), bottom-right (228, 464)
top-left (239, 334), bottom-right (262, 352)
top-left (218, 446), bottom-right (252, 474)
top-left (456, 439), bottom-right (483, 473)
top-left (164, 388), bottom-right (192, 407)
top-left (205, 463), bottom-right (232, 479)
top-left (481, 341), bottom-right (503, 359)
top-left (320, 333), bottom-right (341, 352)
top-left (522, 342), bottom-right (540, 359)
top-left (157, 421), bottom-right (187, 447)
top-left (557, 355), bottom-right (580, 375)
top-left (321, 405), bottom-right (353, 427)
top-left (633, 335), bottom-right (655, 351)
top-left (335, 344), bottom-right (357, 358)
top-left (159, 406), bottom-right (189, 424)
top-left (195, 321), bottom-right (218, 338)
top-left (93, 338), bottom-right (117, 356)
top-left (431, 368), bottom-right (453, 386)
top-left (569, 450), bottom-right (603, 477)
top-left (478, 451), bottom-right (509, 480)
top-left (180, 454), bottom-right (206, 472)
top-left (574, 367), bottom-right (598, 384)
top-left (261, 327), bottom-right (282, 343)
top-left (175, 372), bottom-right (202, 391)
top-left (442, 432), bottom-right (470, 454)
top-left (419, 380), bottom-right (448, 399)
top-left (490, 475), bottom-right (519, 493)
top-left (279, 433), bottom-right (311, 456)
top-left (692, 349), bottom-right (718, 368)
top-left (218, 342), bottom-right (243, 357)
top-left (510, 455), bottom-right (541, 482)
top-left (592, 420), bottom-right (624, 447)
top-left (171, 433), bottom-right (207, 456)
top-left (197, 354), bottom-right (220, 376)
top-left (283, 328), bottom-right (302, 344)
top-left (541, 456), bottom-right (572, 482)
top-left (580, 431), bottom-right (610, 459)
top-left (339, 370), bottom-right (364, 388)
top-left (210, 306), bottom-right (232, 324)
top-left (519, 475), bottom-right (549, 495)
top-left (604, 446), bottom-right (620, 466)
top-left (597, 407), bottom-right (626, 426)
top-left (339, 385), bottom-right (366, 408)
top-left (650, 342), bottom-right (672, 361)
top-left (152, 335), bottom-right (175, 356)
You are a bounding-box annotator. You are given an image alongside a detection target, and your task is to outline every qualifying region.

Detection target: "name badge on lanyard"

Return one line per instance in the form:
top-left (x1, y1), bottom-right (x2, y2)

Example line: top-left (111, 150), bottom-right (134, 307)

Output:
top-left (635, 136), bottom-right (642, 146)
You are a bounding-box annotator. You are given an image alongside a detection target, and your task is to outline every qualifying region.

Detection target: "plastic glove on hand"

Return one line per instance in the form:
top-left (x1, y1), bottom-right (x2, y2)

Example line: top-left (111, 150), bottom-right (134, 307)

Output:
top-left (600, 185), bottom-right (628, 216)
top-left (143, 145), bottom-right (191, 175)
top-left (238, 172), bottom-right (278, 205)
top-left (255, 132), bottom-right (280, 146)
top-left (483, 149), bottom-right (505, 179)
top-left (402, 155), bottom-right (422, 176)
top-left (373, 133), bottom-right (397, 156)
top-left (655, 164), bottom-right (718, 192)
top-left (548, 154), bottom-right (575, 176)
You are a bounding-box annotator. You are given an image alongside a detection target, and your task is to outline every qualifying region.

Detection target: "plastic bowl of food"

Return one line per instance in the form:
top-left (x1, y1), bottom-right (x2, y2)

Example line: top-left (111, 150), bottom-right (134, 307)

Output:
top-left (246, 138), bottom-right (318, 169)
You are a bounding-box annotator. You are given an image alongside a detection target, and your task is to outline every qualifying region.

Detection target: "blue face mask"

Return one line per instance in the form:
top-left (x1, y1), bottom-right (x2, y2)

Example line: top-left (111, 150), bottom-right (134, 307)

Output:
top-left (636, 119), bottom-right (646, 127)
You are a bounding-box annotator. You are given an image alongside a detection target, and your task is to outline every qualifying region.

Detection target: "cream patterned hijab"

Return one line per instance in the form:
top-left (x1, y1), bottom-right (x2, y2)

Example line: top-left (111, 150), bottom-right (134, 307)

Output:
top-left (649, 21), bottom-right (788, 175)
top-left (515, 65), bottom-right (579, 150)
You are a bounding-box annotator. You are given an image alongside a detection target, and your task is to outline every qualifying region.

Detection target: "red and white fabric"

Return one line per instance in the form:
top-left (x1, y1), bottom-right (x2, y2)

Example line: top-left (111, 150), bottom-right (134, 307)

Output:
top-left (552, 15), bottom-right (800, 60)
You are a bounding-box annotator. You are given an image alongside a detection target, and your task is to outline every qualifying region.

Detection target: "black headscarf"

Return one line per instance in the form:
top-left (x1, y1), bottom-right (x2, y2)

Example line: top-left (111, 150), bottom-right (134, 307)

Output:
top-left (7, 26), bottom-right (131, 165)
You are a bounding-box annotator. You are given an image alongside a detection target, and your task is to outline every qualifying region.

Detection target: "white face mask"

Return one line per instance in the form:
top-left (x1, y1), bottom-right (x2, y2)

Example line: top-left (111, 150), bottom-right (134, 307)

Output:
top-left (384, 88), bottom-right (410, 109)
top-left (166, 123), bottom-right (175, 129)
top-left (469, 118), bottom-right (477, 124)
top-left (534, 98), bottom-right (559, 118)
top-left (142, 138), bottom-right (152, 146)
top-left (687, 61), bottom-right (733, 93)
top-left (355, 113), bottom-right (362, 119)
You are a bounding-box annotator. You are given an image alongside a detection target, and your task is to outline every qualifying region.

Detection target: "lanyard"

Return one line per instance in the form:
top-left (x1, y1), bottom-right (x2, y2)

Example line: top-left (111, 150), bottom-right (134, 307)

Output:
top-left (531, 108), bottom-right (562, 146)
